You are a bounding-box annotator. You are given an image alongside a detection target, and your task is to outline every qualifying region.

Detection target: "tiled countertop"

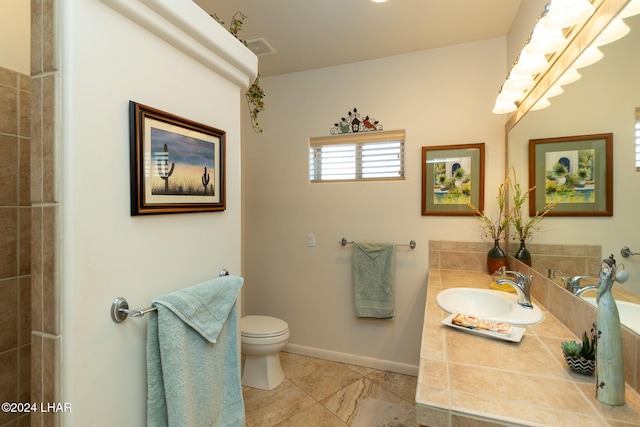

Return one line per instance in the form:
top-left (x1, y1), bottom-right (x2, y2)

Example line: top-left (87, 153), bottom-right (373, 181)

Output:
top-left (415, 269), bottom-right (640, 426)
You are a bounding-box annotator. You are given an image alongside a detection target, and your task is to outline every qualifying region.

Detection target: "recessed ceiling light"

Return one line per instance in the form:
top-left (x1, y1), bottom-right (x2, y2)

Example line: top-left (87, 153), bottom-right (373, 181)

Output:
top-left (370, 0), bottom-right (389, 3)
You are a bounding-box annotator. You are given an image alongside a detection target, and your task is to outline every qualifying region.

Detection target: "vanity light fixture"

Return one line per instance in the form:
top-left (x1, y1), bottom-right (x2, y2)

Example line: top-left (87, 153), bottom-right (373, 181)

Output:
top-left (572, 45), bottom-right (604, 68)
top-left (593, 18), bottom-right (630, 46)
top-left (530, 97), bottom-right (551, 111)
top-left (526, 4), bottom-right (567, 54)
top-left (619, 0), bottom-right (640, 18)
top-left (544, 0), bottom-right (595, 29)
top-left (492, 0), bottom-right (633, 115)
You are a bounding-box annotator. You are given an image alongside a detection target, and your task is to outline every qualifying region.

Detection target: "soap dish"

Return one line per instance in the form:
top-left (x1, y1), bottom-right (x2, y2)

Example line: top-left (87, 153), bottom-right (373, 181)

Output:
top-left (441, 313), bottom-right (525, 342)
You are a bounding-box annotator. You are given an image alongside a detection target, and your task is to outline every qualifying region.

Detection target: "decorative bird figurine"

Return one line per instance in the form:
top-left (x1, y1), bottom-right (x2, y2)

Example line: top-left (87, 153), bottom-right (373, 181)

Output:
top-left (363, 116), bottom-right (378, 131)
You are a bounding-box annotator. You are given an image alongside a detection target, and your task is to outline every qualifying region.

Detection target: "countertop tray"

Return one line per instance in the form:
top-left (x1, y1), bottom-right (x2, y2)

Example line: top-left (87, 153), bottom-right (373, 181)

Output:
top-left (441, 313), bottom-right (525, 342)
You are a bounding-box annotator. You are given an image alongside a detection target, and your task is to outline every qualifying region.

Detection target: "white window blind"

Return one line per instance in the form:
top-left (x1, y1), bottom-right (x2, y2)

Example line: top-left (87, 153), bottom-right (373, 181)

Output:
top-left (309, 130), bottom-right (405, 182)
top-left (636, 108), bottom-right (640, 171)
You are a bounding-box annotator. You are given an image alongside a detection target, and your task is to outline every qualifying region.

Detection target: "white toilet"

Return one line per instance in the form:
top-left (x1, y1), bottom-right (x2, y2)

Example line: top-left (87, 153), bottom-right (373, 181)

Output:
top-left (240, 315), bottom-right (290, 390)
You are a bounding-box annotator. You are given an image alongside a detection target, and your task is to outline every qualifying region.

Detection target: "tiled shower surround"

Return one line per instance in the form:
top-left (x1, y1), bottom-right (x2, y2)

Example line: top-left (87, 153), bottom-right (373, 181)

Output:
top-left (30, 0), bottom-right (61, 426)
top-left (0, 66), bottom-right (31, 427)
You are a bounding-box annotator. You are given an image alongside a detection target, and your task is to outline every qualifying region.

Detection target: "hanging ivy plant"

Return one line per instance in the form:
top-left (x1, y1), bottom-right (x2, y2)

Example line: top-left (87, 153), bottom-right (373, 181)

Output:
top-left (212, 12), bottom-right (265, 133)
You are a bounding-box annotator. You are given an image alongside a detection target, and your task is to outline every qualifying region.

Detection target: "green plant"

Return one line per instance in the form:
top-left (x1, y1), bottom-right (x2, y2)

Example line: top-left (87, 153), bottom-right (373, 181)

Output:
top-left (509, 166), bottom-right (556, 242)
top-left (468, 175), bottom-right (510, 242)
top-left (561, 339), bottom-right (581, 357)
top-left (212, 12), bottom-right (265, 133)
top-left (561, 326), bottom-right (596, 360)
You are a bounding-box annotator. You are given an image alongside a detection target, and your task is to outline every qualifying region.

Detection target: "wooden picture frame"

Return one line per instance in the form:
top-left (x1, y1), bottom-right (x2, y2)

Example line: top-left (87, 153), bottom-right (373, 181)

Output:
top-left (421, 143), bottom-right (485, 216)
top-left (529, 133), bottom-right (613, 217)
top-left (129, 101), bottom-right (225, 215)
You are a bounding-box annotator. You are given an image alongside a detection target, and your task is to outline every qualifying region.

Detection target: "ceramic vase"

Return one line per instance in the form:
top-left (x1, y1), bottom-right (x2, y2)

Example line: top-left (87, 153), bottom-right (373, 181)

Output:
top-left (514, 241), bottom-right (531, 266)
top-left (487, 240), bottom-right (506, 274)
top-left (563, 354), bottom-right (595, 375)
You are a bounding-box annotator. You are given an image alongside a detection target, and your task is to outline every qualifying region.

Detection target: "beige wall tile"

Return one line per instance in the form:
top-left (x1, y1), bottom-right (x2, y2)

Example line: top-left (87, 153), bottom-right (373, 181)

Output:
top-left (0, 349), bottom-right (18, 425)
top-left (0, 85), bottom-right (18, 135)
top-left (30, 333), bottom-right (42, 426)
top-left (42, 206), bottom-right (58, 335)
top-left (30, 76), bottom-right (43, 204)
top-left (19, 276), bottom-right (31, 346)
top-left (19, 89), bottom-right (30, 137)
top-left (19, 138), bottom-right (30, 206)
top-left (0, 208), bottom-right (18, 279)
top-left (0, 134), bottom-right (19, 206)
top-left (31, 0), bottom-right (43, 75)
top-left (0, 278), bottom-right (19, 352)
top-left (19, 207), bottom-right (31, 276)
top-left (43, 0), bottom-right (57, 73)
top-left (19, 344), bottom-right (31, 402)
top-left (42, 74), bottom-right (56, 203)
top-left (0, 66), bottom-right (17, 86)
top-left (31, 206), bottom-right (43, 332)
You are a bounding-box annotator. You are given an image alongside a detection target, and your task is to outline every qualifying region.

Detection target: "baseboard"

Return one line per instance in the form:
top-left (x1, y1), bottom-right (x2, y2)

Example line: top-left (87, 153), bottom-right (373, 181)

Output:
top-left (284, 343), bottom-right (419, 377)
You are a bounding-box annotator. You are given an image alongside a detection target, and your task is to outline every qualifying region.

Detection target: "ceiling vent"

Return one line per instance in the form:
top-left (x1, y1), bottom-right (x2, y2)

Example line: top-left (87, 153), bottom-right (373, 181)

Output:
top-left (246, 38), bottom-right (277, 56)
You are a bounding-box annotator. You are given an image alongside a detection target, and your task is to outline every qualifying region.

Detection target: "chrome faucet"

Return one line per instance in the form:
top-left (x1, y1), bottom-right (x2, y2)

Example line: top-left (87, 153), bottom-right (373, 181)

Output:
top-left (493, 267), bottom-right (534, 309)
top-left (562, 275), bottom-right (598, 296)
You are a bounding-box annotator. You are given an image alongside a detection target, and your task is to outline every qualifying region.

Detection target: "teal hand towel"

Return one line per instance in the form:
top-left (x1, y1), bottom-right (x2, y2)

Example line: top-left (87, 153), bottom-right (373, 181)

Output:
top-left (147, 275), bottom-right (245, 427)
top-left (352, 242), bottom-right (395, 319)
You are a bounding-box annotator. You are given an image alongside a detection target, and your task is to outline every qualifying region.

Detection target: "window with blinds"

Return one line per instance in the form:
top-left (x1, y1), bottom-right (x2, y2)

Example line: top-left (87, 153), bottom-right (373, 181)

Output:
top-left (636, 108), bottom-right (640, 171)
top-left (309, 130), bottom-right (405, 182)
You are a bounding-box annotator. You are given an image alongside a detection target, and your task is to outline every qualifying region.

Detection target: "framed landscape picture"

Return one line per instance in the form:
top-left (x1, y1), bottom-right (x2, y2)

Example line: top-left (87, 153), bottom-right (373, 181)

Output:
top-left (129, 102), bottom-right (225, 215)
top-left (529, 133), bottom-right (612, 216)
top-left (421, 143), bottom-right (485, 216)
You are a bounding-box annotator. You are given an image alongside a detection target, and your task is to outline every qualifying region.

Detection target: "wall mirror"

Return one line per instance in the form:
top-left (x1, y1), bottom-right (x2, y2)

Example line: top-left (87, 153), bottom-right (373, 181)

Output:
top-left (506, 4), bottom-right (640, 332)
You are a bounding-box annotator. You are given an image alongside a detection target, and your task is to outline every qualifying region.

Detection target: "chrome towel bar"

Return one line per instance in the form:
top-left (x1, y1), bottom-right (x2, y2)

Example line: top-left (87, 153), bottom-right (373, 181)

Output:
top-left (621, 246), bottom-right (640, 258)
top-left (110, 268), bottom-right (230, 324)
top-left (339, 237), bottom-right (416, 250)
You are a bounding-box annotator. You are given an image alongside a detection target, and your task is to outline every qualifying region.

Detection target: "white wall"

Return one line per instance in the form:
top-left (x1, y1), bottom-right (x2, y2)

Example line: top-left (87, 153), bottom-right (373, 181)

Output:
top-left (509, 14), bottom-right (640, 294)
top-left (60, 0), bottom-right (255, 424)
top-left (242, 38), bottom-right (507, 372)
top-left (0, 0), bottom-right (30, 74)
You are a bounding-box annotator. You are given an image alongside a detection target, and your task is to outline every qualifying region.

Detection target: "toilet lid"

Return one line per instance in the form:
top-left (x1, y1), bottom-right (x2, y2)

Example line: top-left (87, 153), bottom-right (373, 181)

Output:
top-left (241, 315), bottom-right (289, 338)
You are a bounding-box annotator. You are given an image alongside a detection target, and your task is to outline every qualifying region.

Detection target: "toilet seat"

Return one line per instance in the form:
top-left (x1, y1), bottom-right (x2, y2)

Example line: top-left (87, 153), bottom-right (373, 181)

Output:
top-left (241, 315), bottom-right (289, 338)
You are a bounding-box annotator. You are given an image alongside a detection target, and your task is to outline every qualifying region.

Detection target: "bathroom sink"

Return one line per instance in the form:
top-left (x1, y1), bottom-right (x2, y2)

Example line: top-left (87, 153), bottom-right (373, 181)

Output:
top-left (436, 287), bottom-right (544, 325)
top-left (582, 297), bottom-right (640, 335)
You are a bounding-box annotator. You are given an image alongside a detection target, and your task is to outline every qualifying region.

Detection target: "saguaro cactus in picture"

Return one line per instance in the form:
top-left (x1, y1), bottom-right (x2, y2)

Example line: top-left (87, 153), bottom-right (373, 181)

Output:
top-left (202, 167), bottom-right (210, 195)
top-left (157, 143), bottom-right (175, 193)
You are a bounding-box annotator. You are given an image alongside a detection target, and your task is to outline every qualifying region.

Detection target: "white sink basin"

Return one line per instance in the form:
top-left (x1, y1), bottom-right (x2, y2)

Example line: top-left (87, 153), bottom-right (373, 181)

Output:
top-left (436, 287), bottom-right (544, 325)
top-left (582, 297), bottom-right (640, 335)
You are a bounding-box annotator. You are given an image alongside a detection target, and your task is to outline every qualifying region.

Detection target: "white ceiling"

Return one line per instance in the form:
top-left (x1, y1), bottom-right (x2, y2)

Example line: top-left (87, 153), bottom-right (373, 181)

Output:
top-left (194, 0), bottom-right (522, 77)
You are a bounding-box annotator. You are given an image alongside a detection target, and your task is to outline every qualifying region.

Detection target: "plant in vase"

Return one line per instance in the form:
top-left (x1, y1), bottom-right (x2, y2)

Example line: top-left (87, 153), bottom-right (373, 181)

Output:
top-left (509, 167), bottom-right (556, 266)
top-left (561, 326), bottom-right (596, 375)
top-left (468, 176), bottom-right (510, 274)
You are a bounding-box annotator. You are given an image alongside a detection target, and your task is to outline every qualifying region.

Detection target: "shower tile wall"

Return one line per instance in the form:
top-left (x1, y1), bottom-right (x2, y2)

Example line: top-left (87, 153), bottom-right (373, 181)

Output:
top-left (0, 65), bottom-right (31, 427)
top-left (31, 0), bottom-right (61, 426)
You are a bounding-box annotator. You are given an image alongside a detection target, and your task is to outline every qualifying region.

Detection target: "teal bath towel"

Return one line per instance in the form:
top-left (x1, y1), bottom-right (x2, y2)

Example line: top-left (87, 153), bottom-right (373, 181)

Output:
top-left (147, 275), bottom-right (245, 427)
top-left (352, 242), bottom-right (395, 319)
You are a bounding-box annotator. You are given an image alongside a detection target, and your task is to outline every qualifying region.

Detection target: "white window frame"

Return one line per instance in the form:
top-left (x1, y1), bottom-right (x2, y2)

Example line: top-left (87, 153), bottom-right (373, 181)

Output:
top-left (309, 130), bottom-right (405, 182)
top-left (635, 107), bottom-right (640, 171)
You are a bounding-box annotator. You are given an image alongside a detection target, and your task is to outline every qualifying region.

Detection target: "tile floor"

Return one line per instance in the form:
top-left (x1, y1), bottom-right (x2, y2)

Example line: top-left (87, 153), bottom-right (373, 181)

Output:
top-left (242, 352), bottom-right (419, 426)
